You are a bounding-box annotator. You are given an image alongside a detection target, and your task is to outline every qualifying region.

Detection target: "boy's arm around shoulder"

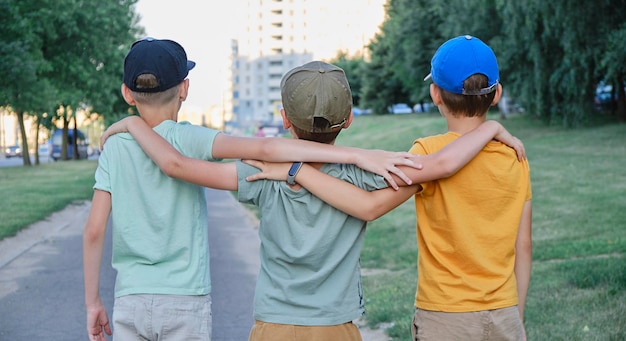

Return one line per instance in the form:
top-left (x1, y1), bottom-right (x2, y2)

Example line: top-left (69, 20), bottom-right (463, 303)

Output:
top-left (242, 159), bottom-right (419, 221)
top-left (104, 116), bottom-right (239, 190)
top-left (388, 120), bottom-right (526, 187)
top-left (295, 164), bottom-right (419, 221)
top-left (213, 133), bottom-right (420, 189)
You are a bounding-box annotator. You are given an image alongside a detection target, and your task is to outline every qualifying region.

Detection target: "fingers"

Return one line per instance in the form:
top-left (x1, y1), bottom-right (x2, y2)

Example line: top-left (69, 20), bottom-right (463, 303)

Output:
top-left (384, 173), bottom-right (399, 190)
top-left (99, 135), bottom-right (107, 151)
top-left (390, 166), bottom-right (412, 186)
top-left (245, 173), bottom-right (267, 182)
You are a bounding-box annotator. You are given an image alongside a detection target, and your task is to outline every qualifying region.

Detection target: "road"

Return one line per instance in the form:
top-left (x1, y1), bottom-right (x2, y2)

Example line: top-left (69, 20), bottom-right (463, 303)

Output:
top-left (0, 189), bottom-right (259, 340)
top-left (0, 187), bottom-right (388, 340)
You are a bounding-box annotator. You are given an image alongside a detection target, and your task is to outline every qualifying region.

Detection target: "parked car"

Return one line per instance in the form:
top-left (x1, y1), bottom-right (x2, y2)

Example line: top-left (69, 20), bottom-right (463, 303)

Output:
top-left (594, 80), bottom-right (625, 110)
top-left (51, 129), bottom-right (89, 160)
top-left (5, 145), bottom-right (22, 158)
top-left (38, 144), bottom-right (51, 158)
top-left (388, 103), bottom-right (413, 114)
top-left (413, 102), bottom-right (433, 113)
top-left (353, 107), bottom-right (372, 116)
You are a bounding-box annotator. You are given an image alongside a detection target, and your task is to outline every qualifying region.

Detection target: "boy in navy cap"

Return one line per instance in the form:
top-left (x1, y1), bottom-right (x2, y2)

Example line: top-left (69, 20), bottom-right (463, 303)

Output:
top-left (83, 40), bottom-right (426, 341)
top-left (249, 36), bottom-right (532, 340)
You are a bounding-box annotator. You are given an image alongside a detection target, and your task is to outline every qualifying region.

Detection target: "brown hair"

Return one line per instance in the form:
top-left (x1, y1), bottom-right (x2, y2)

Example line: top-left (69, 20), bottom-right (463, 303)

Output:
top-left (439, 74), bottom-right (496, 117)
top-left (131, 74), bottom-right (180, 105)
top-left (290, 117), bottom-right (341, 144)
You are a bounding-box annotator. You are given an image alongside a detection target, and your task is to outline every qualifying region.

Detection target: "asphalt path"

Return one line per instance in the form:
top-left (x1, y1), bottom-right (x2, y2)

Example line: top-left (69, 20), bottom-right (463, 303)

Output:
top-left (0, 188), bottom-right (260, 341)
top-left (0, 187), bottom-right (387, 341)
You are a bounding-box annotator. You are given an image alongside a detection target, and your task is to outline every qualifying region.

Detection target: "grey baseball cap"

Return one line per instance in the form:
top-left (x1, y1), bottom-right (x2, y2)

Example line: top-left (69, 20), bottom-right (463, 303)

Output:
top-left (280, 61), bottom-right (352, 133)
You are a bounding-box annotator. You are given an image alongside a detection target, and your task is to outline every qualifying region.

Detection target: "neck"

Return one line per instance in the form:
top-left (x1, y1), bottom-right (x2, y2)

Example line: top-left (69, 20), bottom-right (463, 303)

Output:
top-left (136, 102), bottom-right (181, 128)
top-left (445, 115), bottom-right (486, 134)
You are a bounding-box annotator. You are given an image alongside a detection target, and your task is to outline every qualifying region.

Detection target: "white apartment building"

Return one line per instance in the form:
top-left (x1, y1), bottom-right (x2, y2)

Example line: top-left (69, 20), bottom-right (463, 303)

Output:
top-left (226, 0), bottom-right (386, 134)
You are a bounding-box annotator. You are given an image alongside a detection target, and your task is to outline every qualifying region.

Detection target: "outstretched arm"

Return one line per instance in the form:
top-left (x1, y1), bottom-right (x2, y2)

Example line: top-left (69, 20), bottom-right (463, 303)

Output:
top-left (244, 120), bottom-right (525, 220)
top-left (100, 116), bottom-right (421, 189)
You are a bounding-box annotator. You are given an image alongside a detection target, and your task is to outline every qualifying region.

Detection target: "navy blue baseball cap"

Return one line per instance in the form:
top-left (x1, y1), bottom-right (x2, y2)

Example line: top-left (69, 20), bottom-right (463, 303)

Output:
top-left (123, 37), bottom-right (196, 93)
top-left (424, 35), bottom-right (499, 95)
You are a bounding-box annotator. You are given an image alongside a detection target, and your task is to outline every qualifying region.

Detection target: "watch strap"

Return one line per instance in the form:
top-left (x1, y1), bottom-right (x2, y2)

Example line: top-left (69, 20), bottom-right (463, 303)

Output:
top-left (287, 162), bottom-right (303, 185)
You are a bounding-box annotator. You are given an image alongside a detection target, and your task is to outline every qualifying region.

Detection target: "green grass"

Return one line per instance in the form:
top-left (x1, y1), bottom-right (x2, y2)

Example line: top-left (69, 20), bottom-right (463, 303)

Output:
top-left (2, 112), bottom-right (625, 340)
top-left (0, 160), bottom-right (97, 240)
top-left (336, 112), bottom-right (626, 340)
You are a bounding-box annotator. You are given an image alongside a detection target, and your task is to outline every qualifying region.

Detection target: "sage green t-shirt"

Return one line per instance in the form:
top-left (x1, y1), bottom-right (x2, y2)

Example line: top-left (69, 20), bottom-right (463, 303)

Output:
top-left (95, 120), bottom-right (220, 298)
top-left (237, 161), bottom-right (388, 326)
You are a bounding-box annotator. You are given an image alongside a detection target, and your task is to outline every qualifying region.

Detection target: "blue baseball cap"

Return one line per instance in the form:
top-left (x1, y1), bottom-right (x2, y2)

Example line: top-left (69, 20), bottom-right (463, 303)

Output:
top-left (424, 35), bottom-right (499, 95)
top-left (123, 37), bottom-right (196, 93)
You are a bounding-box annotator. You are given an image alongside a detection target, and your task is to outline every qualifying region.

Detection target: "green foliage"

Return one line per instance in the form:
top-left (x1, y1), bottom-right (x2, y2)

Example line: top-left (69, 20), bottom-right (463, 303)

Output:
top-left (330, 52), bottom-right (367, 106)
top-left (0, 0), bottom-right (143, 163)
top-left (354, 0), bottom-right (626, 126)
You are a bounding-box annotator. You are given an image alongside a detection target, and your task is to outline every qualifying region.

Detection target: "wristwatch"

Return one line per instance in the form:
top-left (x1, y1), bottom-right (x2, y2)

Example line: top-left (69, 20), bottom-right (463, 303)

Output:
top-left (287, 162), bottom-right (303, 185)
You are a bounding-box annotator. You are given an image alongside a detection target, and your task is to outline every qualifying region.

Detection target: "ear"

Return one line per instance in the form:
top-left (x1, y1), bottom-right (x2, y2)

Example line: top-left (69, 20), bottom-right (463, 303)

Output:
top-left (491, 83), bottom-right (503, 106)
top-left (280, 108), bottom-right (292, 129)
top-left (430, 83), bottom-right (443, 105)
top-left (179, 79), bottom-right (190, 101)
top-left (121, 84), bottom-right (136, 105)
top-left (343, 111), bottom-right (355, 129)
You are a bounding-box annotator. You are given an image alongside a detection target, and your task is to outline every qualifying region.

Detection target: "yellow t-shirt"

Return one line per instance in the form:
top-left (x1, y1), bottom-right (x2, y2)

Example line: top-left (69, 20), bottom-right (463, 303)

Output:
top-left (410, 132), bottom-right (532, 312)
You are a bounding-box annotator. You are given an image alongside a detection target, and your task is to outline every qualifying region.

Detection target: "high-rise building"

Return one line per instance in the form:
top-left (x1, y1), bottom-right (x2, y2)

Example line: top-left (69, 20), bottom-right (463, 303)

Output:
top-left (226, 0), bottom-right (386, 134)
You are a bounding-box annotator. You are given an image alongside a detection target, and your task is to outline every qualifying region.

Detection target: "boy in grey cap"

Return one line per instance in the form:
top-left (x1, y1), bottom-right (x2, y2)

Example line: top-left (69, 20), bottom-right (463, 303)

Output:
top-left (100, 59), bottom-right (524, 340)
top-left (83, 39), bottom-right (419, 341)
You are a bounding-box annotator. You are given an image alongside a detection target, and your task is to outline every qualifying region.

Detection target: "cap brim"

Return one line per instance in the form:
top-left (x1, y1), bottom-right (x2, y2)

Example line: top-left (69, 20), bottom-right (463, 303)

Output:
top-left (187, 60), bottom-right (196, 71)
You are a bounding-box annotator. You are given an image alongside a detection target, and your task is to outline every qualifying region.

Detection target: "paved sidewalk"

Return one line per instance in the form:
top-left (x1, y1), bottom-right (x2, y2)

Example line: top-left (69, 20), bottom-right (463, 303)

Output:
top-left (0, 188), bottom-right (388, 340)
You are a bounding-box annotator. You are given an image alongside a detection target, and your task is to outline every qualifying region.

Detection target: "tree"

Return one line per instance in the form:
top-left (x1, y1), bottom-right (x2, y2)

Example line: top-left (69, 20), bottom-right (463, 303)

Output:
top-left (362, 0), bottom-right (625, 126)
top-left (330, 52), bottom-right (367, 107)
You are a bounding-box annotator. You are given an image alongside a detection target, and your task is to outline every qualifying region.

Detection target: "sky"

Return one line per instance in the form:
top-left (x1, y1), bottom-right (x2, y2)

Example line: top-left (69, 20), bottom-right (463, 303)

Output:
top-left (134, 0), bottom-right (244, 112)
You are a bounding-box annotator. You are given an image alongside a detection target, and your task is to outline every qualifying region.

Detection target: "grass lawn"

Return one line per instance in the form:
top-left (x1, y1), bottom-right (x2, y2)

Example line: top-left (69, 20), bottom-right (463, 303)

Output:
top-left (1, 111), bottom-right (624, 340)
top-left (335, 112), bottom-right (626, 340)
top-left (0, 160), bottom-right (97, 240)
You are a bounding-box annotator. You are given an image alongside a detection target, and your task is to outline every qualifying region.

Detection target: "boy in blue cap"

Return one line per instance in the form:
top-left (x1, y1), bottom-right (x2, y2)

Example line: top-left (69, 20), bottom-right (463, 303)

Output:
top-left (98, 58), bottom-right (525, 340)
top-left (83, 40), bottom-right (423, 341)
top-left (248, 35), bottom-right (532, 340)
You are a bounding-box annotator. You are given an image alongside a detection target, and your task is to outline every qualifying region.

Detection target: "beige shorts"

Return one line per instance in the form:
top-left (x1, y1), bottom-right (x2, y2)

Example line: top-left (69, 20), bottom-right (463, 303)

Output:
top-left (112, 294), bottom-right (212, 341)
top-left (249, 320), bottom-right (362, 341)
top-left (411, 306), bottom-right (523, 341)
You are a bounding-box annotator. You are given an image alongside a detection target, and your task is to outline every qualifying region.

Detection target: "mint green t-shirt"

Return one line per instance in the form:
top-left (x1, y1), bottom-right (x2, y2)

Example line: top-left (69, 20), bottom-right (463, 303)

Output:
top-left (95, 120), bottom-right (220, 298)
top-left (237, 161), bottom-right (388, 326)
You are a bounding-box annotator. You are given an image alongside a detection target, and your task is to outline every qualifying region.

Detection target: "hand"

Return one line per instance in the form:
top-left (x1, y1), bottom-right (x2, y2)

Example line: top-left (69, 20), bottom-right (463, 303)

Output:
top-left (86, 304), bottom-right (112, 341)
top-left (243, 160), bottom-right (292, 181)
top-left (100, 116), bottom-right (140, 151)
top-left (354, 149), bottom-right (423, 189)
top-left (491, 122), bottom-right (526, 161)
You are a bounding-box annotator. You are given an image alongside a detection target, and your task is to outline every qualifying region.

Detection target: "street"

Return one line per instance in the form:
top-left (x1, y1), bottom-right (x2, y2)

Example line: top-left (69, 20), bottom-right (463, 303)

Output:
top-left (0, 189), bottom-right (259, 340)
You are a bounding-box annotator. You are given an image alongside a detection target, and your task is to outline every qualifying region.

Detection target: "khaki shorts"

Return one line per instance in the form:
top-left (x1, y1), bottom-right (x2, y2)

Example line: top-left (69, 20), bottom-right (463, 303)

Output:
top-left (249, 320), bottom-right (362, 341)
top-left (112, 294), bottom-right (212, 341)
top-left (411, 306), bottom-right (523, 341)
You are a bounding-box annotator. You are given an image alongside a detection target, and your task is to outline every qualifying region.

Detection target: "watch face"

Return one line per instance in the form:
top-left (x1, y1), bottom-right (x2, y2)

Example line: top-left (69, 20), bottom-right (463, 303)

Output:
top-left (288, 162), bottom-right (302, 185)
top-left (289, 162), bottom-right (302, 175)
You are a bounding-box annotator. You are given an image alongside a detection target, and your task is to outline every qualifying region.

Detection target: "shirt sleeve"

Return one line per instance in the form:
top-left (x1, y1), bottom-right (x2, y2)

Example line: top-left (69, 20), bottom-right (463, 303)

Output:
top-left (171, 122), bottom-right (222, 161)
top-left (94, 148), bottom-right (111, 193)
